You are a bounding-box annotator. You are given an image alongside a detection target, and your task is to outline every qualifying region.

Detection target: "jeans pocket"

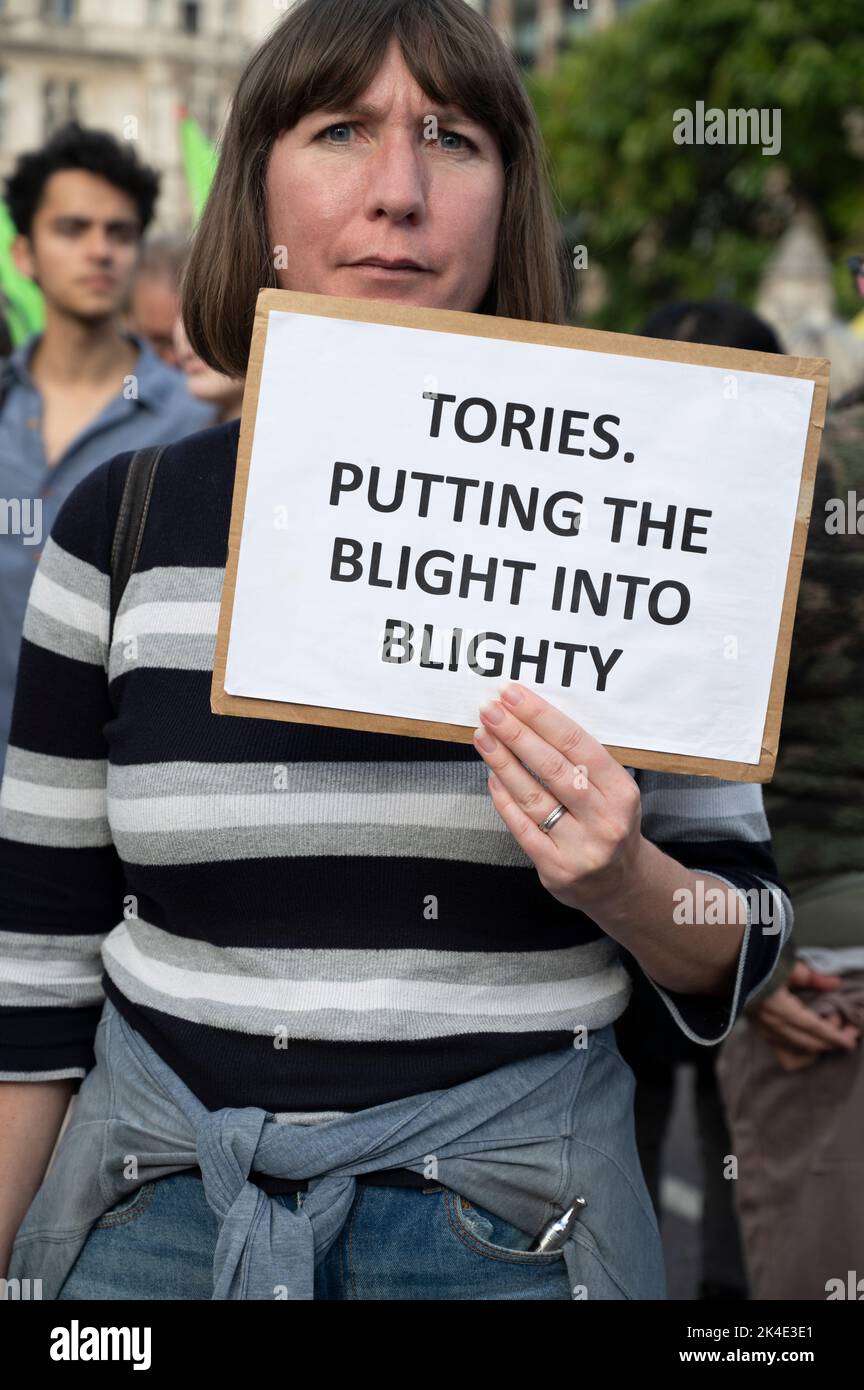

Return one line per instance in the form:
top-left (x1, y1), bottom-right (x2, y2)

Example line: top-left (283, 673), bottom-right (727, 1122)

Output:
top-left (94, 1180), bottom-right (159, 1229)
top-left (444, 1190), bottom-right (565, 1265)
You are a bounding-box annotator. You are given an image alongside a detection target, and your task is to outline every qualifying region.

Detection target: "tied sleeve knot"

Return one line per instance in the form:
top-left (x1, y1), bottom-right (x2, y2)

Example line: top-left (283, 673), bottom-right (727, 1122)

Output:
top-left (194, 1105), bottom-right (357, 1300)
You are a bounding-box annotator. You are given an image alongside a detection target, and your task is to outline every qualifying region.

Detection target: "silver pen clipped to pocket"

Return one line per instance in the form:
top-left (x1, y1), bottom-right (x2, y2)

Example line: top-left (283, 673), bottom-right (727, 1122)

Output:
top-left (528, 1196), bottom-right (587, 1252)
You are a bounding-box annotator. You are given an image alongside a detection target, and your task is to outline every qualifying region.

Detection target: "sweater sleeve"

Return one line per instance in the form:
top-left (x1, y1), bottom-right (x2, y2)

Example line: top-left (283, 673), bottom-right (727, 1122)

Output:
top-left (0, 457), bottom-right (128, 1082)
top-left (632, 768), bottom-right (794, 1044)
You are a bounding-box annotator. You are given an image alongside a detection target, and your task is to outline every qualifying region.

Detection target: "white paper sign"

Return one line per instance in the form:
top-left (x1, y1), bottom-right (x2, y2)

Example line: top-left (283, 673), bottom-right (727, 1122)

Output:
top-left (223, 308), bottom-right (815, 764)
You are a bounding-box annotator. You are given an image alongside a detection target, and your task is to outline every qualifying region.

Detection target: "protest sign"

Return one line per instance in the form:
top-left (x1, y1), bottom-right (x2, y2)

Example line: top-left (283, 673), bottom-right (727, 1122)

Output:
top-left (211, 288), bottom-right (828, 781)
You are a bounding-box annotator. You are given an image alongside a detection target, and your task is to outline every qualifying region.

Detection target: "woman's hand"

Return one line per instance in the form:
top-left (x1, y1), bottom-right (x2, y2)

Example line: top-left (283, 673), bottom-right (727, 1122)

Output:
top-left (471, 679), bottom-right (758, 999)
top-left (472, 680), bottom-right (645, 916)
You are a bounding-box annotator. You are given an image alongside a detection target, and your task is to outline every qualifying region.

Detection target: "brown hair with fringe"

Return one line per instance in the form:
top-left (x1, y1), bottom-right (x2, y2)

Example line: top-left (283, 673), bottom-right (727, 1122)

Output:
top-left (182, 0), bottom-right (573, 379)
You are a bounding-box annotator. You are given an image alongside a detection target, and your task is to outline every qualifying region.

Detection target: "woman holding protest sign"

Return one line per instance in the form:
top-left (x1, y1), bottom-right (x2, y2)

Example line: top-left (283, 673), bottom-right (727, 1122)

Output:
top-left (0, 0), bottom-right (791, 1302)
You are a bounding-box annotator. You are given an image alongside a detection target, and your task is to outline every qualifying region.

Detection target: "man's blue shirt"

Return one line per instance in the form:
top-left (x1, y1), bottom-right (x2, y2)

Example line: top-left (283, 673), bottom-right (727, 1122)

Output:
top-left (0, 330), bottom-right (216, 776)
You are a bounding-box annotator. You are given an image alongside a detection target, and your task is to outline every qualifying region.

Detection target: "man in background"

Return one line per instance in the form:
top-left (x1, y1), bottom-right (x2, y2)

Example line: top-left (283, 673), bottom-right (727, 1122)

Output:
top-left (125, 233), bottom-right (191, 367)
top-left (0, 121), bottom-right (215, 778)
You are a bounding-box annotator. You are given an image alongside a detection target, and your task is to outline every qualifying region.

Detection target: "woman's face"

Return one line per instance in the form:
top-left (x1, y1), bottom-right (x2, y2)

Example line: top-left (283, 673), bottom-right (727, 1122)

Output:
top-left (265, 35), bottom-right (505, 314)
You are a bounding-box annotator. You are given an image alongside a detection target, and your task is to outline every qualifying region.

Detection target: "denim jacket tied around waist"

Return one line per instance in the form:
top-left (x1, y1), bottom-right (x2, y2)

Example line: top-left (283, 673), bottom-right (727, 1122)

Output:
top-left (8, 998), bottom-right (666, 1300)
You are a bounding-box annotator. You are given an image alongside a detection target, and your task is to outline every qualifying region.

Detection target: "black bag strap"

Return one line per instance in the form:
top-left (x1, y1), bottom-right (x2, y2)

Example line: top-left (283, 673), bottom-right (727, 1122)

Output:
top-left (110, 444), bottom-right (165, 635)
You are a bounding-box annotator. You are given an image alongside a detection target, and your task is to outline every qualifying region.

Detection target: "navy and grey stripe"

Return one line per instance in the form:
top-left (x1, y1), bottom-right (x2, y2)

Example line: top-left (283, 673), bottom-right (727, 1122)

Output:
top-left (0, 419), bottom-right (793, 1103)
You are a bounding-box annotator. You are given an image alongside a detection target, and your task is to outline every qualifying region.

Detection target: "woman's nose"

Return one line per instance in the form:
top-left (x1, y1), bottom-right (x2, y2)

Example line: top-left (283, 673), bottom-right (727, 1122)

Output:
top-left (361, 134), bottom-right (427, 221)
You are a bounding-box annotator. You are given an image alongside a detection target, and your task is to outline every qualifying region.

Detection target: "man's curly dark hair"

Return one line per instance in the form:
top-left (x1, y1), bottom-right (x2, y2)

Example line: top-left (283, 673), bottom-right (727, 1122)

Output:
top-left (4, 120), bottom-right (160, 239)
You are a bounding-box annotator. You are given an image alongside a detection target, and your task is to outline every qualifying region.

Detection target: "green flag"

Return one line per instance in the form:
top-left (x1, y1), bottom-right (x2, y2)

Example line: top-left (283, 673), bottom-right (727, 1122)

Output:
top-left (178, 107), bottom-right (218, 223)
top-left (0, 198), bottom-right (44, 347)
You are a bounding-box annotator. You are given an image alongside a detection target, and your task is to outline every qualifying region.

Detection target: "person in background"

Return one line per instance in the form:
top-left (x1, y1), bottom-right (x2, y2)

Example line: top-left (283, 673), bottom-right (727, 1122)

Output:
top-left (715, 266), bottom-right (864, 1299)
top-left (173, 314), bottom-right (244, 423)
top-left (0, 121), bottom-right (216, 778)
top-left (614, 299), bottom-right (788, 1301)
top-left (125, 233), bottom-right (190, 368)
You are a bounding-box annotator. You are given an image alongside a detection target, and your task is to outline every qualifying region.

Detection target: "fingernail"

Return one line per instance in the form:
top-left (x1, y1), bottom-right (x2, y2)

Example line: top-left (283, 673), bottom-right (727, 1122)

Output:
top-left (499, 682), bottom-right (524, 704)
top-left (473, 726), bottom-right (497, 753)
top-left (480, 700), bottom-right (505, 724)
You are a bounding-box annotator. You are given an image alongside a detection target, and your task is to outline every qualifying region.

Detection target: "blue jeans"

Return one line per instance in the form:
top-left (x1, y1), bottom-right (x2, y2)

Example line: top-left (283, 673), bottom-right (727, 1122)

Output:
top-left (57, 1171), bottom-right (584, 1300)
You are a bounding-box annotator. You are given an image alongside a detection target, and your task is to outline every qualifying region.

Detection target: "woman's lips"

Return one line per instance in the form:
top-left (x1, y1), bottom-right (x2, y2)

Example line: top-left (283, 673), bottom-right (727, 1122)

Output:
top-left (348, 262), bottom-right (428, 276)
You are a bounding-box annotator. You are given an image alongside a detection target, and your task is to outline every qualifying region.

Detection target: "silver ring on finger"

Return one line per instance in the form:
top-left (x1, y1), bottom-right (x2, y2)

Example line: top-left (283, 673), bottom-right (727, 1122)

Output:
top-left (538, 803), bottom-right (568, 834)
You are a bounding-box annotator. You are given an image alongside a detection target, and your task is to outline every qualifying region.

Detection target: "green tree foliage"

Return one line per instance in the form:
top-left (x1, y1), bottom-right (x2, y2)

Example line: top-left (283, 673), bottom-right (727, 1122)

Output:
top-left (530, 0), bottom-right (864, 329)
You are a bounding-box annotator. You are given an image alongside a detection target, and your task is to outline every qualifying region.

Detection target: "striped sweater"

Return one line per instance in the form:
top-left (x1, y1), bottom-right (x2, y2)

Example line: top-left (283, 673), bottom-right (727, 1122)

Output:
top-left (0, 418), bottom-right (792, 1112)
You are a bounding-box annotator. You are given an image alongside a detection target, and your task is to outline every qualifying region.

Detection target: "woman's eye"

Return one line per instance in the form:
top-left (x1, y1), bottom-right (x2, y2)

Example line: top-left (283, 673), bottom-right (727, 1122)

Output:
top-left (316, 123), bottom-right (474, 151)
top-left (436, 129), bottom-right (473, 151)
top-left (320, 123), bottom-right (353, 142)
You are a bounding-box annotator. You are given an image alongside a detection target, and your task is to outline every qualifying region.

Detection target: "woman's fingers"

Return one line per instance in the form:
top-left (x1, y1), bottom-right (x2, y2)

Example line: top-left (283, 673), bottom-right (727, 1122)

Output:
top-left (475, 696), bottom-right (611, 820)
top-left (473, 707), bottom-right (604, 826)
top-left (481, 766), bottom-right (581, 869)
top-left (472, 684), bottom-right (645, 902)
top-left (494, 682), bottom-right (624, 799)
top-left (472, 723), bottom-right (585, 828)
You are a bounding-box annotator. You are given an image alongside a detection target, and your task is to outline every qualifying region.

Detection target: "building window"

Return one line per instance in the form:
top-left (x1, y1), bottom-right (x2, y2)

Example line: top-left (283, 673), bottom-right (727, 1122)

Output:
top-left (180, 1), bottom-right (199, 33)
top-left (42, 78), bottom-right (79, 138)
